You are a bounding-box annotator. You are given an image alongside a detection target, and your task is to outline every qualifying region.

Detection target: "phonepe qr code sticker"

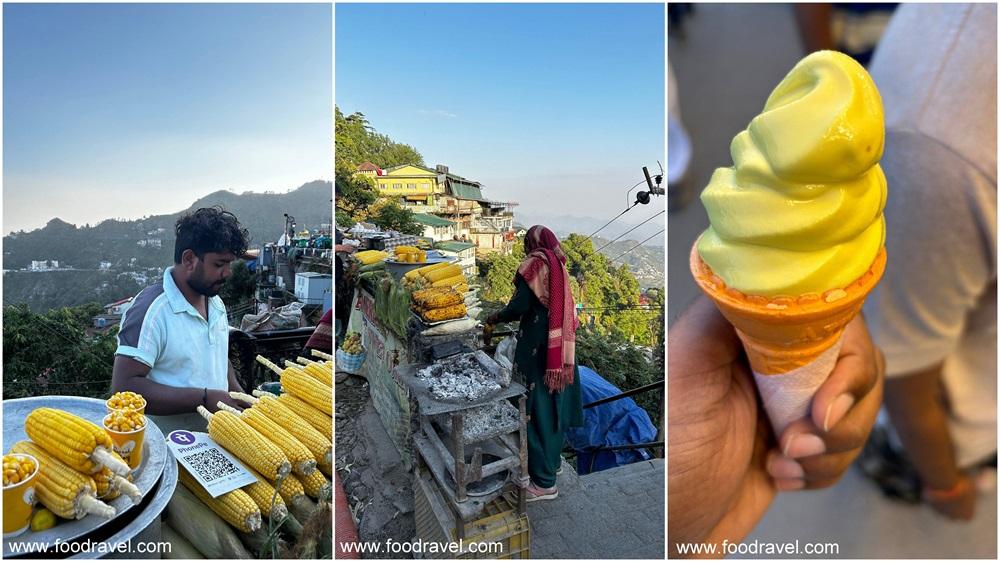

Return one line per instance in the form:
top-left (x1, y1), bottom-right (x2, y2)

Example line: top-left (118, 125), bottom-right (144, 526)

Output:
top-left (166, 430), bottom-right (256, 497)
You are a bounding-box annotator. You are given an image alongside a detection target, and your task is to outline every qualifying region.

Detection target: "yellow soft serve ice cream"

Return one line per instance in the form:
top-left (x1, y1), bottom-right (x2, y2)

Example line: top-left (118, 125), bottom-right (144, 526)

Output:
top-left (697, 50), bottom-right (887, 296)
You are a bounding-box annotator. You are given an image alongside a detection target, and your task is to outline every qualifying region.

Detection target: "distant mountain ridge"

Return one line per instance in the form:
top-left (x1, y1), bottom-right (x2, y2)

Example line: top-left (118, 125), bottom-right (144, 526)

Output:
top-left (3, 181), bottom-right (332, 271)
top-left (3, 181), bottom-right (332, 311)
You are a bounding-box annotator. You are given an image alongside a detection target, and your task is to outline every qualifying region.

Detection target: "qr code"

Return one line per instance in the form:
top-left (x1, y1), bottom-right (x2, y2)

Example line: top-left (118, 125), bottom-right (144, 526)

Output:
top-left (183, 449), bottom-right (239, 483)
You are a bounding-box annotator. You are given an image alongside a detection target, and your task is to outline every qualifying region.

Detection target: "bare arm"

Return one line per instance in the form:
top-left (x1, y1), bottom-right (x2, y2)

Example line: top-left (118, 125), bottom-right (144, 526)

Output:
top-left (111, 356), bottom-right (245, 414)
top-left (111, 355), bottom-right (204, 416)
top-left (227, 362), bottom-right (244, 394)
top-left (883, 363), bottom-right (962, 489)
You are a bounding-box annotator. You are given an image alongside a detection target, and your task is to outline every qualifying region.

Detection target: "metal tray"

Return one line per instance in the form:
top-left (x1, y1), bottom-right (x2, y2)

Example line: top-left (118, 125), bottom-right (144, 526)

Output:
top-left (3, 396), bottom-right (170, 557)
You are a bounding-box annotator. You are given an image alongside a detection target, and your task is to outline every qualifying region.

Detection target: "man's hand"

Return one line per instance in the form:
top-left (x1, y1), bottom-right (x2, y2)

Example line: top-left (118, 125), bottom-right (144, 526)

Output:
top-left (206, 389), bottom-right (245, 413)
top-left (668, 296), bottom-right (884, 555)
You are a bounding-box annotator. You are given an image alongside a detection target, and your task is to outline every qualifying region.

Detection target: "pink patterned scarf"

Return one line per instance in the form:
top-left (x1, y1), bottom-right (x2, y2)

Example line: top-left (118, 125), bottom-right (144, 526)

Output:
top-left (516, 226), bottom-right (577, 393)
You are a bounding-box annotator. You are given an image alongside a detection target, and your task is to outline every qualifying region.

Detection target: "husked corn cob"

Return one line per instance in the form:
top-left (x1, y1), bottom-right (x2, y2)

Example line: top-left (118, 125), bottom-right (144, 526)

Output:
top-left (421, 303), bottom-right (467, 322)
top-left (422, 264), bottom-right (462, 283)
top-left (263, 391), bottom-right (332, 441)
top-left (318, 461), bottom-right (332, 478)
top-left (288, 359), bottom-right (332, 387)
top-left (431, 273), bottom-right (466, 288)
top-left (239, 469), bottom-right (287, 520)
top-left (233, 392), bottom-right (331, 465)
top-left (404, 262), bottom-right (448, 280)
top-left (394, 245), bottom-right (419, 255)
top-left (414, 289), bottom-right (463, 309)
top-left (196, 406), bottom-right (291, 480)
top-left (216, 402), bottom-right (316, 476)
top-left (178, 466), bottom-right (261, 533)
top-left (91, 454), bottom-right (142, 503)
top-left (299, 469), bottom-right (331, 500)
top-left (9, 441), bottom-right (116, 520)
top-left (269, 471), bottom-right (306, 504)
top-left (257, 356), bottom-right (331, 415)
top-left (354, 250), bottom-right (388, 265)
top-left (26, 408), bottom-right (130, 476)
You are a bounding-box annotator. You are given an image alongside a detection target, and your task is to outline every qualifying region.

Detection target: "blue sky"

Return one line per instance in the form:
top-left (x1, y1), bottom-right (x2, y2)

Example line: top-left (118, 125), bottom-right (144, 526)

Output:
top-left (336, 3), bottom-right (665, 222)
top-left (3, 3), bottom-right (332, 234)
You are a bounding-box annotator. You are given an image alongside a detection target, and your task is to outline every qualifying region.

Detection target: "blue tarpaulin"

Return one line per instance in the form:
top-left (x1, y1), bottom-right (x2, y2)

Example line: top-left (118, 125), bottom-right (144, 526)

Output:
top-left (564, 366), bottom-right (657, 474)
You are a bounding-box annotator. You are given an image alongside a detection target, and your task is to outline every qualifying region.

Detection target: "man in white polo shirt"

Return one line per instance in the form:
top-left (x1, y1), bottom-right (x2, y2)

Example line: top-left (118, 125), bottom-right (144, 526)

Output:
top-left (112, 207), bottom-right (250, 434)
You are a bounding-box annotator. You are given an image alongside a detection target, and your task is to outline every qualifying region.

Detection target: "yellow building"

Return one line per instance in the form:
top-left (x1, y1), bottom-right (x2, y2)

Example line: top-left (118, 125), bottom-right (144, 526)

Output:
top-left (365, 164), bottom-right (441, 209)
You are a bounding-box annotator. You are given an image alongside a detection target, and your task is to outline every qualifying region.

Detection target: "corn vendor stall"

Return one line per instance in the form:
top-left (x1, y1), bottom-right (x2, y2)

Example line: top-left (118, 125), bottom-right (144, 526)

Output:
top-left (2, 353), bottom-right (333, 559)
top-left (342, 240), bottom-right (531, 557)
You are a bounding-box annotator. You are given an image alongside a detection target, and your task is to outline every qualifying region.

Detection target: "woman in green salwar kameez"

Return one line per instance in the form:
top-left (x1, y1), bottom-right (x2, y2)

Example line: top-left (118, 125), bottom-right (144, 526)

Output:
top-left (486, 225), bottom-right (584, 501)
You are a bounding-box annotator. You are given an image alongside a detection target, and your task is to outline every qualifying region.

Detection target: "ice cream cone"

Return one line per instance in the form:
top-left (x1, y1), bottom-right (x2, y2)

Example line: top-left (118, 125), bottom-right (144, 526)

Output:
top-left (691, 240), bottom-right (886, 433)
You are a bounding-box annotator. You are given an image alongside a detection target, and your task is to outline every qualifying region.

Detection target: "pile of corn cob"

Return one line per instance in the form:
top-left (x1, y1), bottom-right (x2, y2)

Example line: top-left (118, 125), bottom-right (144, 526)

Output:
top-left (411, 285), bottom-right (468, 323)
top-left (4, 408), bottom-right (143, 527)
top-left (182, 353), bottom-right (333, 536)
top-left (392, 245), bottom-right (426, 263)
top-left (401, 262), bottom-right (468, 292)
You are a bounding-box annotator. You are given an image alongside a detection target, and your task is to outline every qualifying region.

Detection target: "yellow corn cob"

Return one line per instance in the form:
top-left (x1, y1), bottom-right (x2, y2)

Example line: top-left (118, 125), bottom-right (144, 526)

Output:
top-left (241, 474), bottom-right (287, 520)
top-left (404, 262), bottom-right (447, 280)
top-left (233, 392), bottom-right (332, 466)
top-left (288, 359), bottom-right (332, 387)
top-left (431, 273), bottom-right (466, 288)
top-left (422, 264), bottom-right (462, 283)
top-left (196, 406), bottom-right (290, 480)
top-left (299, 469), bottom-right (331, 500)
top-left (216, 402), bottom-right (316, 476)
top-left (421, 303), bottom-right (467, 322)
top-left (257, 356), bottom-right (332, 415)
top-left (269, 471), bottom-right (306, 504)
top-left (9, 441), bottom-right (116, 520)
top-left (354, 250), bottom-right (388, 265)
top-left (394, 245), bottom-right (419, 255)
top-left (261, 391), bottom-right (333, 441)
top-left (25, 408), bottom-right (130, 476)
top-left (318, 461), bottom-right (332, 478)
top-left (178, 466), bottom-right (261, 533)
top-left (296, 356), bottom-right (334, 380)
top-left (413, 289), bottom-right (463, 309)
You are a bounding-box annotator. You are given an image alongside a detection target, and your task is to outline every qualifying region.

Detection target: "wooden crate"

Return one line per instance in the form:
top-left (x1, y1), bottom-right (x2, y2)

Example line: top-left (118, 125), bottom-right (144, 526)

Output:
top-left (414, 471), bottom-right (530, 559)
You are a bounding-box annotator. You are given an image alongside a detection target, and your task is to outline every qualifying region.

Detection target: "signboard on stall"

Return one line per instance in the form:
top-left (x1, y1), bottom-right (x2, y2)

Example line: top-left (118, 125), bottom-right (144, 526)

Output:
top-left (347, 287), bottom-right (413, 468)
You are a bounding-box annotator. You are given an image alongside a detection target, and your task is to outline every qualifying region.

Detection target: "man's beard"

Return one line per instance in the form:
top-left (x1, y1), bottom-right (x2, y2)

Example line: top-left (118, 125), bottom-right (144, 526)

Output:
top-left (189, 266), bottom-right (225, 297)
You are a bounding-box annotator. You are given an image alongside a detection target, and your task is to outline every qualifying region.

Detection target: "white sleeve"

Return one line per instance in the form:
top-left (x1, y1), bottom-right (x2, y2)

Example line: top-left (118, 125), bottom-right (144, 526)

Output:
top-left (863, 130), bottom-right (997, 377)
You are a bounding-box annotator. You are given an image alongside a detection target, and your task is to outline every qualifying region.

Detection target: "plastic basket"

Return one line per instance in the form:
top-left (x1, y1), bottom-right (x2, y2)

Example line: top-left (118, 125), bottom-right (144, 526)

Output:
top-left (336, 349), bottom-right (367, 374)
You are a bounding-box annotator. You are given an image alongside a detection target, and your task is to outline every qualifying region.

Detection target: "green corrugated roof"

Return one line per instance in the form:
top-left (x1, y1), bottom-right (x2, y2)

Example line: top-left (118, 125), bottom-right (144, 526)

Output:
top-left (448, 182), bottom-right (484, 201)
top-left (435, 241), bottom-right (476, 252)
top-left (412, 213), bottom-right (455, 227)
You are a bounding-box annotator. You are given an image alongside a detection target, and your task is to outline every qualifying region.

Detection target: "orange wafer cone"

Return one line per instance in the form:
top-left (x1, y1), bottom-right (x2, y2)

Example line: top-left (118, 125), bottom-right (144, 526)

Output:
top-left (690, 239), bottom-right (886, 432)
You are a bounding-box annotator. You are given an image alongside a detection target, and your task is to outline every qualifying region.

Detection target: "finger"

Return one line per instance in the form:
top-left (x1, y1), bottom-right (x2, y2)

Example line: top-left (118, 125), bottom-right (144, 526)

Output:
top-left (811, 316), bottom-right (881, 433)
top-left (780, 374), bottom-right (882, 455)
top-left (766, 449), bottom-right (859, 484)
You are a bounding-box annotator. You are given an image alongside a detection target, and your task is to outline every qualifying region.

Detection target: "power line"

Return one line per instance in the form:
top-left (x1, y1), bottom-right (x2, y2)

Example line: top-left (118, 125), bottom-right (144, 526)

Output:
top-left (584, 179), bottom-right (649, 241)
top-left (593, 210), bottom-right (665, 254)
top-left (609, 229), bottom-right (665, 262)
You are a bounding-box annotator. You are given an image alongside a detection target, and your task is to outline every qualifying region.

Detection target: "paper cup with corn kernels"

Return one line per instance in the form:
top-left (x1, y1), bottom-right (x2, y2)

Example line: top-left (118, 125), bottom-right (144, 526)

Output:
top-left (3, 453), bottom-right (38, 537)
top-left (103, 411), bottom-right (147, 470)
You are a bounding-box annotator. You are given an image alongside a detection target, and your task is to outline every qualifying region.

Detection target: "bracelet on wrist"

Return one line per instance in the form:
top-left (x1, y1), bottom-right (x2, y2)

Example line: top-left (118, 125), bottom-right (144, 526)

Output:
top-left (924, 476), bottom-right (971, 501)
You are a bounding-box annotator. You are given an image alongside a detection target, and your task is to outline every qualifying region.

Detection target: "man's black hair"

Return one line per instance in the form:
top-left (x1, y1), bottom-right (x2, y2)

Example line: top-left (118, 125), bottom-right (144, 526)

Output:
top-left (174, 207), bottom-right (251, 263)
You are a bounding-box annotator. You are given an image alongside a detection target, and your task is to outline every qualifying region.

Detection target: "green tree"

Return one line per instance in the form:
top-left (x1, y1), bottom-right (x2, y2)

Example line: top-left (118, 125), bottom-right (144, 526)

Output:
top-left (369, 198), bottom-right (423, 235)
top-left (3, 303), bottom-right (118, 400)
top-left (477, 240), bottom-right (525, 304)
top-left (335, 106), bottom-right (424, 169)
top-left (335, 162), bottom-right (378, 228)
top-left (219, 260), bottom-right (257, 324)
top-left (575, 324), bottom-right (662, 422)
